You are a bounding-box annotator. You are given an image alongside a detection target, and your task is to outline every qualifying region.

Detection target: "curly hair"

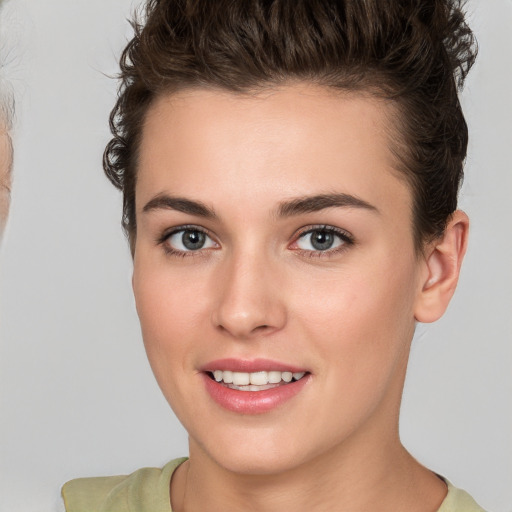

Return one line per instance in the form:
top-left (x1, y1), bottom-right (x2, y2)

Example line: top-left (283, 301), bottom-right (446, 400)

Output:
top-left (104, 0), bottom-right (477, 254)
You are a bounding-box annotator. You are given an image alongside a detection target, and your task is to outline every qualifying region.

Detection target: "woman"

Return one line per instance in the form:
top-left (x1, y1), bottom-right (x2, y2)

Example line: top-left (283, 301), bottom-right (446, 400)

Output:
top-left (63, 0), bottom-right (486, 510)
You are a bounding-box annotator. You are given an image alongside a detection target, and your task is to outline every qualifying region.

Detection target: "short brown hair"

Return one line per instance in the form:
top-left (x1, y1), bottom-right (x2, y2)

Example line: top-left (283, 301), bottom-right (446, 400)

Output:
top-left (104, 0), bottom-right (477, 253)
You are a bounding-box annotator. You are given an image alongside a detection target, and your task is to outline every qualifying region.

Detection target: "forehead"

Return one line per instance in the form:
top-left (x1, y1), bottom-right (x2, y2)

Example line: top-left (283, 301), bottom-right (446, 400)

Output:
top-left (136, 84), bottom-right (411, 217)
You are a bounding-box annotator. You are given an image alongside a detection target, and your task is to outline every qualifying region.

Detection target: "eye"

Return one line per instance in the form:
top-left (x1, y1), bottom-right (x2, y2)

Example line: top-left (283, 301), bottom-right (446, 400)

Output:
top-left (165, 228), bottom-right (217, 253)
top-left (295, 227), bottom-right (352, 252)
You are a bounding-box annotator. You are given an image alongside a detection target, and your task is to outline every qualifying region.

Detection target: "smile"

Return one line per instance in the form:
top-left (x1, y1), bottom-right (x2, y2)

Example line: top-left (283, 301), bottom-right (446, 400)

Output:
top-left (209, 370), bottom-right (307, 391)
top-left (201, 360), bottom-right (311, 414)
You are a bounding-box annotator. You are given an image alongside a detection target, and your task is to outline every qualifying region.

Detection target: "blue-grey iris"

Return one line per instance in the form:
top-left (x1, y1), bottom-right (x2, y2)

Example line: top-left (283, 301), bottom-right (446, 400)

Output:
top-left (182, 230), bottom-right (206, 250)
top-left (310, 230), bottom-right (334, 251)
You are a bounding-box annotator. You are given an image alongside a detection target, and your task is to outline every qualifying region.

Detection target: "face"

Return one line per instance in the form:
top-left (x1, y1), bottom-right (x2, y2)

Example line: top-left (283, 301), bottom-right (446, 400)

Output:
top-left (133, 84), bottom-right (426, 475)
top-left (0, 129), bottom-right (12, 237)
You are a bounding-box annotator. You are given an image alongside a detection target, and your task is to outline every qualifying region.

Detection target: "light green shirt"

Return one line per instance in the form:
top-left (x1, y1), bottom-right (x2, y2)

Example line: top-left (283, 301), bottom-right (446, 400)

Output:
top-left (62, 458), bottom-right (487, 512)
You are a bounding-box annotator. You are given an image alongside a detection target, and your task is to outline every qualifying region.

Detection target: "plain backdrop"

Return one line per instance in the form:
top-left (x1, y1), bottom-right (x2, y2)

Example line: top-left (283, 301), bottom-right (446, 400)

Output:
top-left (0, 1), bottom-right (510, 511)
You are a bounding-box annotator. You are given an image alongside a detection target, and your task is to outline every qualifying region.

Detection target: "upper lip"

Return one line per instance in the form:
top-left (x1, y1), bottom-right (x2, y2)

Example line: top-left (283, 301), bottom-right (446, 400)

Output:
top-left (200, 358), bottom-right (308, 374)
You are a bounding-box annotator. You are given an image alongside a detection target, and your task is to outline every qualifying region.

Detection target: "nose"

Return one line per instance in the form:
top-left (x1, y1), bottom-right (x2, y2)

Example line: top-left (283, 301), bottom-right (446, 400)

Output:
top-left (211, 253), bottom-right (287, 339)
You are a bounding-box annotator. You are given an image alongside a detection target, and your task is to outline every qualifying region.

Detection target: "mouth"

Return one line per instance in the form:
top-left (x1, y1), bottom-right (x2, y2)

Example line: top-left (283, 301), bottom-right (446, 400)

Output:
top-left (206, 370), bottom-right (308, 391)
top-left (201, 359), bottom-right (311, 414)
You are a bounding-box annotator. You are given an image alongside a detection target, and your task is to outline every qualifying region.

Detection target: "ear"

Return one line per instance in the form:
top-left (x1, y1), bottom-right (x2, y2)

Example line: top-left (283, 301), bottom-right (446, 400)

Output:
top-left (414, 210), bottom-right (469, 323)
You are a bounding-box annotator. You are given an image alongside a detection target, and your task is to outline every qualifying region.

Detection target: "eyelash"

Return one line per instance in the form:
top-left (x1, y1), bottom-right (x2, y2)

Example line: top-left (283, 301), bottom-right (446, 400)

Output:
top-left (292, 225), bottom-right (355, 258)
top-left (157, 225), bottom-right (217, 259)
top-left (156, 224), bottom-right (355, 259)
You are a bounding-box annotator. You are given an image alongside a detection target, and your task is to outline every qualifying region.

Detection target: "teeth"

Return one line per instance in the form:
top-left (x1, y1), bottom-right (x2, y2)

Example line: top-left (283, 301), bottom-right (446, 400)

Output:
top-left (232, 372), bottom-right (250, 385)
top-left (211, 370), bottom-right (307, 386)
top-left (268, 371), bottom-right (282, 384)
top-left (282, 371), bottom-right (293, 383)
top-left (249, 371), bottom-right (268, 385)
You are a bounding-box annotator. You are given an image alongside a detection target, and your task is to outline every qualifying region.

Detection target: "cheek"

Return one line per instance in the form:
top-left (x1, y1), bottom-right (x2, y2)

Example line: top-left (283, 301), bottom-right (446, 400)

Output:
top-left (132, 262), bottom-right (208, 388)
top-left (283, 257), bottom-right (418, 439)
top-left (290, 253), bottom-right (418, 379)
top-left (134, 251), bottom-right (213, 328)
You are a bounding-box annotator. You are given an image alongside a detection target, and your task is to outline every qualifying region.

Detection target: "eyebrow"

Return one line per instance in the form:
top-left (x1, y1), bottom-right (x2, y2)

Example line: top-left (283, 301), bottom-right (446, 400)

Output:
top-left (142, 192), bottom-right (378, 219)
top-left (142, 195), bottom-right (217, 218)
top-left (277, 193), bottom-right (379, 217)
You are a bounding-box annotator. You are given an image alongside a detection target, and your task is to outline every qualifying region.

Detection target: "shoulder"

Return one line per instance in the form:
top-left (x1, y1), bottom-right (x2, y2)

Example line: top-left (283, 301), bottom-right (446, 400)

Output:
top-left (437, 478), bottom-right (488, 512)
top-left (61, 457), bottom-right (187, 512)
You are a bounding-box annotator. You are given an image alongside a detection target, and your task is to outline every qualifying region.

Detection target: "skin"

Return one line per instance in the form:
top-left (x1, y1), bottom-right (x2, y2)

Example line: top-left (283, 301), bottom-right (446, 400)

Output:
top-left (132, 83), bottom-right (468, 512)
top-left (0, 128), bottom-right (12, 237)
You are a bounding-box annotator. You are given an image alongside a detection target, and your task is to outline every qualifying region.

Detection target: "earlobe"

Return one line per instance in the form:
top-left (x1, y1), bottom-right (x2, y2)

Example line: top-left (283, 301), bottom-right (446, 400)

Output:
top-left (414, 210), bottom-right (469, 323)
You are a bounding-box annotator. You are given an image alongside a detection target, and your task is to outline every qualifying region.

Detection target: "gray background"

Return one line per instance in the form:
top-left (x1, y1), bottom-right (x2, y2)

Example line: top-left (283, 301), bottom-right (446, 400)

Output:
top-left (0, 1), bottom-right (510, 511)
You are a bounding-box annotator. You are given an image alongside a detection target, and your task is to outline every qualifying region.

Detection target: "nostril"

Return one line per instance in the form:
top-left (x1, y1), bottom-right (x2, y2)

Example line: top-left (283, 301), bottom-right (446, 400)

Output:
top-left (215, 321), bottom-right (272, 337)
top-left (250, 324), bottom-right (273, 335)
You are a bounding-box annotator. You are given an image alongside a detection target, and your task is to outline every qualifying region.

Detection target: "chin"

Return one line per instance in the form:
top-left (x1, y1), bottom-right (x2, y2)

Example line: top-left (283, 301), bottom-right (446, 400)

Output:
top-left (190, 423), bottom-right (325, 477)
top-left (211, 448), bottom-right (309, 476)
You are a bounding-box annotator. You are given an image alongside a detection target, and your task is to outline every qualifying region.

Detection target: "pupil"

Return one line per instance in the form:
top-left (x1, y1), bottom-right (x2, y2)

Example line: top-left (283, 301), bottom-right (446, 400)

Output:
top-left (311, 231), bottom-right (334, 251)
top-left (182, 230), bottom-right (205, 250)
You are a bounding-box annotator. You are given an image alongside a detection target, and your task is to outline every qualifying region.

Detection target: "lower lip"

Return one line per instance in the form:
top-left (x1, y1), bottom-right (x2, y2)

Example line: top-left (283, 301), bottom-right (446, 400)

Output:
top-left (202, 373), bottom-right (310, 414)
